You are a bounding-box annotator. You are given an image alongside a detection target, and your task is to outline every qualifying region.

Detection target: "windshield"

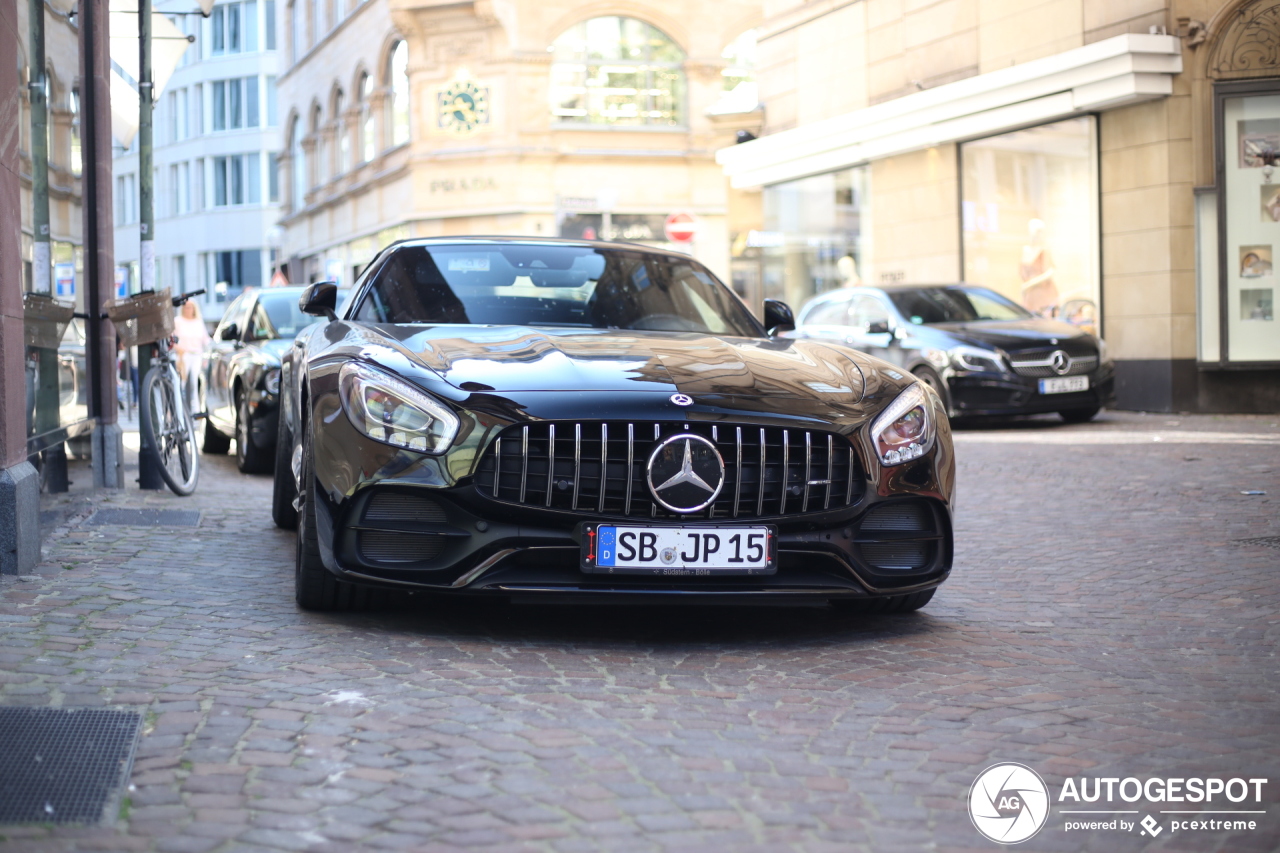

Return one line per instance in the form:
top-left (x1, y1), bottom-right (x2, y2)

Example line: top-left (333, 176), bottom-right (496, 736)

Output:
top-left (887, 287), bottom-right (1032, 324)
top-left (260, 290), bottom-right (347, 338)
top-left (352, 243), bottom-right (763, 336)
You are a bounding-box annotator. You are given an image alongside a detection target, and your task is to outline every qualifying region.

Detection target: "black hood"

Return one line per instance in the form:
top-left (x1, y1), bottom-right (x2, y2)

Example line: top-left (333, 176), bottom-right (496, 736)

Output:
top-left (341, 324), bottom-right (868, 405)
top-left (930, 319), bottom-right (1095, 353)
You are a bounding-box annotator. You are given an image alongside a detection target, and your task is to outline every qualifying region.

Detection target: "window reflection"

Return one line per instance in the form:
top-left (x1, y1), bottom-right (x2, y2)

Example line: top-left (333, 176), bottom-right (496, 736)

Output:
top-left (550, 17), bottom-right (685, 127)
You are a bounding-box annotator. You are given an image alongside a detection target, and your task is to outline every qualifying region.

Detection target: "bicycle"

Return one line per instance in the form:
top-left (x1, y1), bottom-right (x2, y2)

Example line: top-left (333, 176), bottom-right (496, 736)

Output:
top-left (105, 288), bottom-right (206, 496)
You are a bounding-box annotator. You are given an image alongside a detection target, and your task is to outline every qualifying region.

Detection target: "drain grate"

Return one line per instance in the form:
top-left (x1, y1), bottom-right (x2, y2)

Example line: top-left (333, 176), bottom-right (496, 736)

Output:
top-left (0, 707), bottom-right (142, 824)
top-left (85, 509), bottom-right (201, 527)
top-left (1235, 536), bottom-right (1280, 550)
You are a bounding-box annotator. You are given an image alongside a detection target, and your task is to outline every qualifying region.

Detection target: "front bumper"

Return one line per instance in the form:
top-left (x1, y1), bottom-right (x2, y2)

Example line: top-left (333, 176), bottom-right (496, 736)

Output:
top-left (947, 365), bottom-right (1115, 417)
top-left (316, 485), bottom-right (953, 601)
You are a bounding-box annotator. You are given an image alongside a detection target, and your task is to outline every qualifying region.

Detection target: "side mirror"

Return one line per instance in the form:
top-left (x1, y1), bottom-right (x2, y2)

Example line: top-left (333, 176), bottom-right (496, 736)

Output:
top-left (867, 320), bottom-right (891, 335)
top-left (299, 281), bottom-right (338, 321)
top-left (219, 323), bottom-right (240, 341)
top-left (763, 299), bottom-right (795, 336)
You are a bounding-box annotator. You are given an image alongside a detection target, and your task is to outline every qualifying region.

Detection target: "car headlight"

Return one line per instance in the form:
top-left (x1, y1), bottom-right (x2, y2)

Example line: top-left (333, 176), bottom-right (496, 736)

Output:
top-left (339, 362), bottom-right (459, 454)
top-left (869, 382), bottom-right (935, 466)
top-left (263, 368), bottom-right (281, 395)
top-left (951, 345), bottom-right (1005, 373)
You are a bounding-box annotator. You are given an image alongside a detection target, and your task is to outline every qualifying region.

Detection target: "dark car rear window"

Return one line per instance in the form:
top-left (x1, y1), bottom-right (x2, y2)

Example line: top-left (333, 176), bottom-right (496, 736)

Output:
top-left (352, 243), bottom-right (763, 336)
top-left (887, 287), bottom-right (1032, 324)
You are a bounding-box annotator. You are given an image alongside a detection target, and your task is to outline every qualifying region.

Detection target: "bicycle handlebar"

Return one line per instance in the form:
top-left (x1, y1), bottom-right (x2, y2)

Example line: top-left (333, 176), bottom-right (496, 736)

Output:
top-left (172, 288), bottom-right (206, 306)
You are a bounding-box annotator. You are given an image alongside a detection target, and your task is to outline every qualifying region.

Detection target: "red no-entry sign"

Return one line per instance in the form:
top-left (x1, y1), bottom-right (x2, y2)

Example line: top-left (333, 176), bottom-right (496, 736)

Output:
top-left (664, 212), bottom-right (699, 243)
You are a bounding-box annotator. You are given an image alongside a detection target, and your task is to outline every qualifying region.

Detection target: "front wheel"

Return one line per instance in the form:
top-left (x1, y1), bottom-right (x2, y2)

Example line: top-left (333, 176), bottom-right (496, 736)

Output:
top-left (271, 408), bottom-right (298, 530)
top-left (235, 392), bottom-right (273, 474)
top-left (140, 365), bottom-right (199, 496)
top-left (911, 365), bottom-right (951, 416)
top-left (295, 422), bottom-right (376, 611)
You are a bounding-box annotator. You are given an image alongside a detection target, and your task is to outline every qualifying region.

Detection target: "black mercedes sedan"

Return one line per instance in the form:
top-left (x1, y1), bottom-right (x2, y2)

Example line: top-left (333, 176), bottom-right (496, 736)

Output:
top-left (792, 284), bottom-right (1115, 422)
top-left (273, 238), bottom-right (955, 613)
top-left (199, 286), bottom-right (344, 473)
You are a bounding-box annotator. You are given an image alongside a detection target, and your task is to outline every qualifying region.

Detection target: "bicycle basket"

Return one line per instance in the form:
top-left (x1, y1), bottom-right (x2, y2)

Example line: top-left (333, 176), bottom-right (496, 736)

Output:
top-left (22, 292), bottom-right (76, 349)
top-left (105, 288), bottom-right (175, 348)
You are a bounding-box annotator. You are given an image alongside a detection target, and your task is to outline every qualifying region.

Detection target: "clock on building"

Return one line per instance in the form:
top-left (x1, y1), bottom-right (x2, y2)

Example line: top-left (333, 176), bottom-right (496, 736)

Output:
top-left (437, 81), bottom-right (490, 132)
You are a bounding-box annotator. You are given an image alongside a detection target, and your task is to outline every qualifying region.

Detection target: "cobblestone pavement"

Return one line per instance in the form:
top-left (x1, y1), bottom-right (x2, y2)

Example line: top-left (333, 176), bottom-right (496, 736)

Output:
top-left (2, 411), bottom-right (1278, 853)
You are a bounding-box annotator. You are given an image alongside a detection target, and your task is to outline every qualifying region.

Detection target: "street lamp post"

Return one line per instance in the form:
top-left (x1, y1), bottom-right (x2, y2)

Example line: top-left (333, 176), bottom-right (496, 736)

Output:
top-left (134, 0), bottom-right (164, 489)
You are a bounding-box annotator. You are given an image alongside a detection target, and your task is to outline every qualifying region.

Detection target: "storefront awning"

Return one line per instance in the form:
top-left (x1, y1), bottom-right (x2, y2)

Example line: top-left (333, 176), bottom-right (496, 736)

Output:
top-left (717, 33), bottom-right (1183, 189)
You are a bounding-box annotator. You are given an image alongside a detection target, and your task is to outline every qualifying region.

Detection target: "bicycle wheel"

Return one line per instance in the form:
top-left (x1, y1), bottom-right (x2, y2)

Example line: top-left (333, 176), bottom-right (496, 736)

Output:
top-left (140, 364), bottom-right (200, 496)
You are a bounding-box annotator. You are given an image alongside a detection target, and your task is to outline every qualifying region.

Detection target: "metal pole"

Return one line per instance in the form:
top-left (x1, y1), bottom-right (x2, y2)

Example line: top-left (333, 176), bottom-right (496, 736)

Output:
top-left (28, 0), bottom-right (68, 491)
top-left (136, 0), bottom-right (162, 490)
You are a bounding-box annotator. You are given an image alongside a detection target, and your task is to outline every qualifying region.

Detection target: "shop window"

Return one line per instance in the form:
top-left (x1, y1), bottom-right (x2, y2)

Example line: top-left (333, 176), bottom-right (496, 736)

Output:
top-left (550, 16), bottom-right (685, 127)
top-left (1215, 87), bottom-right (1280, 363)
top-left (960, 116), bottom-right (1100, 334)
top-left (761, 166), bottom-right (870, 310)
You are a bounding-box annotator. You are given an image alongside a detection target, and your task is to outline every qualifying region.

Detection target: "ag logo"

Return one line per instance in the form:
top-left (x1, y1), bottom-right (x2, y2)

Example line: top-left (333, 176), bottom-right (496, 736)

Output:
top-left (437, 80), bottom-right (490, 133)
top-left (968, 763), bottom-right (1050, 844)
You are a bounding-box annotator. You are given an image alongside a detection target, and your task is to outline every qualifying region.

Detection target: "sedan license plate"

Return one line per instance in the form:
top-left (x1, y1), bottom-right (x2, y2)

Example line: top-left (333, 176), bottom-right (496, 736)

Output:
top-left (1039, 375), bottom-right (1089, 394)
top-left (582, 524), bottom-right (776, 576)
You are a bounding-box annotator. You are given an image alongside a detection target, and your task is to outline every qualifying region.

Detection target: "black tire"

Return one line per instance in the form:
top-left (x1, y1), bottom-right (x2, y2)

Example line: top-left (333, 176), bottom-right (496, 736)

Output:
top-left (272, 408), bottom-right (298, 530)
top-left (911, 365), bottom-right (951, 415)
top-left (235, 390), bottom-right (273, 474)
top-left (295, 421), bottom-right (375, 611)
top-left (198, 383), bottom-right (232, 454)
top-left (1059, 407), bottom-right (1100, 424)
top-left (140, 366), bottom-right (199, 496)
top-left (834, 588), bottom-right (935, 615)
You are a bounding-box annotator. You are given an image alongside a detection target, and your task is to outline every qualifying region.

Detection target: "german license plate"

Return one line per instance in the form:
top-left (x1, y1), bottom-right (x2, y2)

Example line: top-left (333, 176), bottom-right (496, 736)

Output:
top-left (581, 524), bottom-right (777, 576)
top-left (1039, 375), bottom-right (1089, 394)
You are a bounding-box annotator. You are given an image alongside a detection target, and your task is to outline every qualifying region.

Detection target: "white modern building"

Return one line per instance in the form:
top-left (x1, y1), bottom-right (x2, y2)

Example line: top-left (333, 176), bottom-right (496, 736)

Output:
top-left (113, 0), bottom-right (283, 320)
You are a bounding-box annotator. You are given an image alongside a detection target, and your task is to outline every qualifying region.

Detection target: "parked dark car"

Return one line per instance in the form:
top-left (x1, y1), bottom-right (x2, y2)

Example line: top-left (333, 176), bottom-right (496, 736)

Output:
top-left (791, 284), bottom-right (1115, 422)
top-left (199, 286), bottom-right (345, 473)
top-left (273, 237), bottom-right (956, 613)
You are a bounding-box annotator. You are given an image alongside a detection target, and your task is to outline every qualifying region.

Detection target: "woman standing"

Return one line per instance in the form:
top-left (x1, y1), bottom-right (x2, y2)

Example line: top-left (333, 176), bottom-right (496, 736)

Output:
top-left (173, 299), bottom-right (211, 409)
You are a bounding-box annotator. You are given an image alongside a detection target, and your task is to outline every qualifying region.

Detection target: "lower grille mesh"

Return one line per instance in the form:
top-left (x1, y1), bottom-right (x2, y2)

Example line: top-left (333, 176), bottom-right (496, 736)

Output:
top-left (360, 532), bottom-right (443, 563)
top-left (855, 500), bottom-right (940, 573)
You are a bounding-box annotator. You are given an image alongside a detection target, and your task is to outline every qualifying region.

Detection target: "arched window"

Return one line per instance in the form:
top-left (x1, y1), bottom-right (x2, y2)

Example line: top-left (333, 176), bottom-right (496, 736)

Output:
top-left (550, 17), bottom-right (685, 127)
top-left (69, 88), bottom-right (82, 177)
top-left (388, 40), bottom-right (409, 146)
top-left (290, 115), bottom-right (306, 210)
top-left (358, 72), bottom-right (374, 161)
top-left (311, 105), bottom-right (325, 185)
top-left (334, 89), bottom-right (349, 174)
top-left (713, 29), bottom-right (758, 114)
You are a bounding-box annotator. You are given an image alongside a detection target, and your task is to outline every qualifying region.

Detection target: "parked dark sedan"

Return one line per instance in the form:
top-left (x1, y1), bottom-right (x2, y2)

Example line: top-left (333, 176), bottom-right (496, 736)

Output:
top-left (792, 284), bottom-right (1115, 422)
top-left (199, 286), bottom-right (343, 473)
top-left (273, 237), bottom-right (956, 613)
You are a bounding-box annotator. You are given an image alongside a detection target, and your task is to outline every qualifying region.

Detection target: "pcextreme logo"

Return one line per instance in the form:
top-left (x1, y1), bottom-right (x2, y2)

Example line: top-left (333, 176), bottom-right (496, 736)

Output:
top-left (968, 764), bottom-right (1270, 845)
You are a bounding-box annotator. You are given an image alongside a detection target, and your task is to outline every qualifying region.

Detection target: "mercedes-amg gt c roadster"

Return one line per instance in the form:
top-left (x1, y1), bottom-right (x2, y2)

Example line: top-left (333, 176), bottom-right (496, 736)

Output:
top-left (272, 238), bottom-right (955, 612)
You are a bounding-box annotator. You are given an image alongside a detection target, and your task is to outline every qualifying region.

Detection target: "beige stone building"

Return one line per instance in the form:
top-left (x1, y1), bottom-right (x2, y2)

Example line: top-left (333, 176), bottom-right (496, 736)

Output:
top-left (275, 0), bottom-right (764, 291)
top-left (718, 0), bottom-right (1280, 412)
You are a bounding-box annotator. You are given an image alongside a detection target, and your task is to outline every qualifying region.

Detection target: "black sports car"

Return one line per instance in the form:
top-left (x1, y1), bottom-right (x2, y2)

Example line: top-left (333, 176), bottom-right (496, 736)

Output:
top-left (273, 238), bottom-right (955, 612)
top-left (199, 286), bottom-right (343, 473)
top-left (791, 284), bottom-right (1115, 422)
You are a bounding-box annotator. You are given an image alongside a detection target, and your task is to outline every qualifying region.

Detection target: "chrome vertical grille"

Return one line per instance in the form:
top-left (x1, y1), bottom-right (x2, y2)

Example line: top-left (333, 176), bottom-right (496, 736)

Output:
top-left (476, 421), bottom-right (863, 519)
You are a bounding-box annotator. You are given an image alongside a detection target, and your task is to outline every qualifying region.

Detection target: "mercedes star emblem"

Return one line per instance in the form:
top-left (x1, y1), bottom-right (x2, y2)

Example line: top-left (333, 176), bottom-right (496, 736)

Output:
top-left (670, 393), bottom-right (694, 407)
top-left (1049, 350), bottom-right (1071, 375)
top-left (646, 434), bottom-right (725, 514)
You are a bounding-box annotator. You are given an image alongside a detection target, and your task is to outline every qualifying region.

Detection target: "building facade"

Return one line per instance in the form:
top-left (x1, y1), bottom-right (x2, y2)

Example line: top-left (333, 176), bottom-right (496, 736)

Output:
top-left (113, 0), bottom-right (283, 319)
top-left (718, 0), bottom-right (1280, 412)
top-left (275, 0), bottom-right (764, 289)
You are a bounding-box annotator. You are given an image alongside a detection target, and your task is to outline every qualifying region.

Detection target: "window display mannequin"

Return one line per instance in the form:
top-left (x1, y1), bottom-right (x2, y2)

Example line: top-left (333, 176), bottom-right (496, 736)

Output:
top-left (837, 254), bottom-right (862, 288)
top-left (1019, 218), bottom-right (1060, 316)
